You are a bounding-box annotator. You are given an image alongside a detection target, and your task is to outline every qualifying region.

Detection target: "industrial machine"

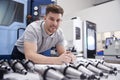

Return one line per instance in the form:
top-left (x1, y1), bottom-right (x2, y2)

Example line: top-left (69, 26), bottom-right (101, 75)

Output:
top-left (83, 20), bottom-right (97, 58)
top-left (0, 0), bottom-right (54, 59)
top-left (61, 17), bottom-right (97, 58)
top-left (0, 0), bottom-right (27, 59)
top-left (103, 37), bottom-right (120, 62)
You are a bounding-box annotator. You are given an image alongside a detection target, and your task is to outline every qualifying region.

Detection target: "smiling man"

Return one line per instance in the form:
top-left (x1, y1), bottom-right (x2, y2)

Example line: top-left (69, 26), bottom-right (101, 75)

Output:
top-left (11, 4), bottom-right (76, 64)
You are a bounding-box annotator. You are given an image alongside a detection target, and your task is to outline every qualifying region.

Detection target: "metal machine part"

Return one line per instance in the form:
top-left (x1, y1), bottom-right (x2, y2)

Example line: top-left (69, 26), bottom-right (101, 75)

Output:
top-left (9, 60), bottom-right (27, 75)
top-left (0, 59), bottom-right (11, 72)
top-left (35, 65), bottom-right (67, 80)
top-left (22, 59), bottom-right (35, 72)
top-left (71, 63), bottom-right (100, 80)
top-left (43, 64), bottom-right (87, 79)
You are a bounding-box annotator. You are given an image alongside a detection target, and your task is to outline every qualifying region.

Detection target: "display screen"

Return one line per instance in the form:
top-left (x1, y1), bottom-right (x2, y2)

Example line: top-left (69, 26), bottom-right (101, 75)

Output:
top-left (86, 21), bottom-right (96, 50)
top-left (85, 20), bottom-right (96, 58)
top-left (39, 5), bottom-right (47, 17)
top-left (75, 27), bottom-right (80, 40)
top-left (87, 28), bottom-right (95, 50)
top-left (105, 37), bottom-right (113, 47)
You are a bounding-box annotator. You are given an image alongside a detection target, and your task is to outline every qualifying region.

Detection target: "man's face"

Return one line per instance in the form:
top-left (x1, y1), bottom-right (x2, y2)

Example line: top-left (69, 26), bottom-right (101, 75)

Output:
top-left (44, 12), bottom-right (62, 35)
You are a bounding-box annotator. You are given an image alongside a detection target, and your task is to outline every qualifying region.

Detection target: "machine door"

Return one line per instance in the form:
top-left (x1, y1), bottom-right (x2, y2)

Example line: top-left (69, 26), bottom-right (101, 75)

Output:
top-left (84, 21), bottom-right (96, 58)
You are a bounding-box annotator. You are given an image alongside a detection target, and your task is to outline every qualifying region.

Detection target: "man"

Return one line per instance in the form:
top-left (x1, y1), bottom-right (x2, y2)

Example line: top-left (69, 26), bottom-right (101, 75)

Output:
top-left (11, 4), bottom-right (76, 64)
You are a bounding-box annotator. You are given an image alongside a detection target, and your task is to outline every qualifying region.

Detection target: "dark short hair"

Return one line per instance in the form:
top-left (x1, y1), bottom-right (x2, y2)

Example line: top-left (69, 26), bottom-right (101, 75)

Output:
top-left (46, 4), bottom-right (64, 16)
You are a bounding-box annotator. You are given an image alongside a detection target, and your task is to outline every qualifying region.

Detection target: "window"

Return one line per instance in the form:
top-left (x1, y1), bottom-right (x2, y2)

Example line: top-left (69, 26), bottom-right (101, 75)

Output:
top-left (0, 0), bottom-right (24, 26)
top-left (39, 5), bottom-right (47, 17)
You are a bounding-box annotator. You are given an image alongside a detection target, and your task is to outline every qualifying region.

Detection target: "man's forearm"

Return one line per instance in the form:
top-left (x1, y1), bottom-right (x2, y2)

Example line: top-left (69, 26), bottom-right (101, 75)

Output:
top-left (25, 53), bottom-right (62, 64)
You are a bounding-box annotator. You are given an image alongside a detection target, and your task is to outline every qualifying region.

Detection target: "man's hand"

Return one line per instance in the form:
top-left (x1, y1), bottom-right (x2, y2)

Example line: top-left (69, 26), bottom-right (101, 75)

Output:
top-left (58, 51), bottom-right (76, 64)
top-left (66, 51), bottom-right (76, 63)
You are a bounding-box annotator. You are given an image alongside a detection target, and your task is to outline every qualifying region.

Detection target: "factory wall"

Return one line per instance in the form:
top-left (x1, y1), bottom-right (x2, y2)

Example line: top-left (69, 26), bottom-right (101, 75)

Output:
top-left (57, 0), bottom-right (95, 17)
top-left (59, 0), bottom-right (120, 33)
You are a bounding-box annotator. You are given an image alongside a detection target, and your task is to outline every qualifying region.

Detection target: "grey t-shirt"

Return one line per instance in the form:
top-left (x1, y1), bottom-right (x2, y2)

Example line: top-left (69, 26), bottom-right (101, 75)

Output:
top-left (15, 20), bottom-right (65, 54)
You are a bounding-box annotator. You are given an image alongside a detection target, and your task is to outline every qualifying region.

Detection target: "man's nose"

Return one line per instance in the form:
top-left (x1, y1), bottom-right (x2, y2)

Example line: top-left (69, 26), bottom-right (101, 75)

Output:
top-left (53, 21), bottom-right (57, 26)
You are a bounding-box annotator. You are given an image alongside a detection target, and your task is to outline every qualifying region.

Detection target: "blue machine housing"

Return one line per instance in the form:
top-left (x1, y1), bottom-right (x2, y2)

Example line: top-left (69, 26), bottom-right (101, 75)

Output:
top-left (0, 0), bottom-right (53, 59)
top-left (0, 0), bottom-right (27, 59)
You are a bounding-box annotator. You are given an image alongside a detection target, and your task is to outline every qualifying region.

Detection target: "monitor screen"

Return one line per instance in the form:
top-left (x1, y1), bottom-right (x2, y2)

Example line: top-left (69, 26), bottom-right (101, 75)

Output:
top-left (75, 27), bottom-right (80, 40)
top-left (39, 5), bottom-right (47, 17)
top-left (85, 20), bottom-right (96, 58)
top-left (86, 21), bottom-right (96, 51)
top-left (87, 28), bottom-right (95, 50)
top-left (105, 37), bottom-right (113, 47)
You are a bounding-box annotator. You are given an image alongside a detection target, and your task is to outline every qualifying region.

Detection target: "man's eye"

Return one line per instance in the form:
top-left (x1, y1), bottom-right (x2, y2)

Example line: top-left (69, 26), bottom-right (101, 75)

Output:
top-left (50, 18), bottom-right (54, 21)
top-left (57, 19), bottom-right (60, 22)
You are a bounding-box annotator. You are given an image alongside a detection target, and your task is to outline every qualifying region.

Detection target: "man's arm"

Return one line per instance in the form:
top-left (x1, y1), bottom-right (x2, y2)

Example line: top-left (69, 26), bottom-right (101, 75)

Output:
top-left (24, 41), bottom-right (61, 64)
top-left (56, 44), bottom-right (66, 55)
top-left (24, 41), bottom-right (73, 64)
